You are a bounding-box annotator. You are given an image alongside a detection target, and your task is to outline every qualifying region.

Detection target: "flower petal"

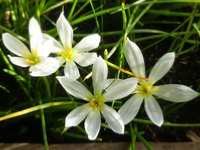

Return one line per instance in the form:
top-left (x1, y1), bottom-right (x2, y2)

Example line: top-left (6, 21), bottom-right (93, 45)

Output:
top-left (36, 34), bottom-right (63, 57)
top-left (144, 96), bottom-right (164, 127)
top-left (29, 17), bottom-right (43, 51)
top-left (56, 12), bottom-right (73, 48)
top-left (118, 95), bottom-right (143, 125)
top-left (102, 105), bottom-right (124, 134)
top-left (2, 33), bottom-right (30, 57)
top-left (65, 104), bottom-right (90, 128)
top-left (74, 34), bottom-right (101, 52)
top-left (104, 78), bottom-right (138, 101)
top-left (149, 52), bottom-right (175, 84)
top-left (103, 78), bottom-right (122, 90)
top-left (155, 84), bottom-right (199, 102)
top-left (74, 52), bottom-right (97, 67)
top-left (124, 38), bottom-right (145, 77)
top-left (84, 110), bottom-right (101, 140)
top-left (56, 76), bottom-right (93, 100)
top-left (92, 56), bottom-right (108, 94)
top-left (8, 55), bottom-right (30, 67)
top-left (29, 57), bottom-right (61, 77)
top-left (64, 62), bottom-right (80, 80)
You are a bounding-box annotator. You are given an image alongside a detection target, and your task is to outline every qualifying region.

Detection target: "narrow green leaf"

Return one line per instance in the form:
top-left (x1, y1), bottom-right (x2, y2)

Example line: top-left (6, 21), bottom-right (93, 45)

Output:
top-left (0, 101), bottom-right (73, 122)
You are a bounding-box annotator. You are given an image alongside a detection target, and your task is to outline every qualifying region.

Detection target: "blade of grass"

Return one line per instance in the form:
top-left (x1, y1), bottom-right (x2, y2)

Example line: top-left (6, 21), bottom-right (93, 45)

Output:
top-left (71, 6), bottom-right (121, 25)
top-left (89, 0), bottom-right (100, 33)
top-left (193, 23), bottom-right (200, 37)
top-left (134, 117), bottom-right (200, 127)
top-left (42, 0), bottom-right (72, 14)
top-left (177, 4), bottom-right (197, 53)
top-left (129, 123), bottom-right (137, 150)
top-left (68, 0), bottom-right (78, 20)
top-left (0, 101), bottom-right (74, 122)
top-left (137, 132), bottom-right (152, 150)
top-left (72, 0), bottom-right (90, 19)
top-left (39, 99), bottom-right (49, 150)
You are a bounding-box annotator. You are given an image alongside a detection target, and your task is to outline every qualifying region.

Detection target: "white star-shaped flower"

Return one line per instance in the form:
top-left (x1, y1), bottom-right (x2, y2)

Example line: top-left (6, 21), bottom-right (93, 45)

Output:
top-left (57, 56), bottom-right (138, 140)
top-left (47, 12), bottom-right (100, 80)
top-left (118, 38), bottom-right (199, 127)
top-left (2, 17), bottom-right (61, 77)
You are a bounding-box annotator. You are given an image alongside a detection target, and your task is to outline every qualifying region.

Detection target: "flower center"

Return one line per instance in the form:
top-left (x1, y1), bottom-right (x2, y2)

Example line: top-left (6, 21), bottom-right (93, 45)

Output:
top-left (135, 80), bottom-right (159, 97)
top-left (89, 94), bottom-right (105, 111)
top-left (25, 50), bottom-right (40, 65)
top-left (59, 48), bottom-right (74, 62)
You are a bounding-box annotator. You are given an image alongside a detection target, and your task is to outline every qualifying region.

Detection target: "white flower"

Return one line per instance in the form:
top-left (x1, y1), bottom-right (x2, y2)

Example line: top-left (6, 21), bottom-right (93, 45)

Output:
top-left (118, 38), bottom-right (199, 127)
top-left (47, 12), bottom-right (100, 80)
top-left (57, 56), bottom-right (138, 140)
top-left (2, 17), bottom-right (60, 77)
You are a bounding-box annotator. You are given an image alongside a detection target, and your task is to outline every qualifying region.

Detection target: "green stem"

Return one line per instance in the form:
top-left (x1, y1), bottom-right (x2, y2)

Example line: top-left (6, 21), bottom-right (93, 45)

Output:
top-left (134, 118), bottom-right (200, 128)
top-left (72, 0), bottom-right (90, 19)
top-left (71, 6), bottom-right (120, 25)
top-left (89, 0), bottom-right (100, 33)
top-left (127, 1), bottom-right (154, 35)
top-left (105, 60), bottom-right (134, 76)
top-left (117, 2), bottom-right (127, 78)
top-left (2, 104), bottom-right (200, 128)
top-left (105, 60), bottom-right (146, 80)
top-left (193, 23), bottom-right (200, 37)
top-left (0, 101), bottom-right (73, 122)
top-left (68, 0), bottom-right (78, 20)
top-left (39, 100), bottom-right (49, 150)
top-left (137, 132), bottom-right (152, 150)
top-left (42, 1), bottom-right (71, 14)
top-left (129, 123), bottom-right (137, 150)
top-left (177, 4), bottom-right (197, 52)
top-left (43, 77), bottom-right (51, 99)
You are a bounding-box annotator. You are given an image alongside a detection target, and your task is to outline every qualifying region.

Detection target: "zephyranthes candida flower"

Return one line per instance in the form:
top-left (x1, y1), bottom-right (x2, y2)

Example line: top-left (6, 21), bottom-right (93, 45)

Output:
top-left (47, 12), bottom-right (100, 80)
top-left (57, 56), bottom-right (138, 140)
top-left (118, 38), bottom-right (199, 126)
top-left (2, 17), bottom-right (60, 76)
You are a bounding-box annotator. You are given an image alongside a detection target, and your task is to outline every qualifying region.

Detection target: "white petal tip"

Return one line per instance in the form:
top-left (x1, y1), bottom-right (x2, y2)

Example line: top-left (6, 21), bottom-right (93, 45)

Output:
top-left (167, 52), bottom-right (175, 58)
top-left (60, 11), bottom-right (65, 16)
top-left (117, 128), bottom-right (125, 134)
top-left (65, 124), bottom-right (72, 129)
top-left (56, 76), bottom-right (63, 79)
top-left (29, 71), bottom-right (52, 77)
top-left (2, 33), bottom-right (10, 41)
top-left (2, 33), bottom-right (7, 38)
top-left (30, 17), bottom-right (37, 22)
top-left (114, 125), bottom-right (124, 135)
top-left (29, 73), bottom-right (36, 77)
top-left (29, 17), bottom-right (40, 27)
top-left (126, 37), bottom-right (130, 42)
top-left (120, 130), bottom-right (125, 134)
top-left (155, 121), bottom-right (163, 127)
top-left (88, 136), bottom-right (97, 141)
top-left (56, 76), bottom-right (67, 82)
top-left (57, 11), bottom-right (65, 22)
top-left (194, 92), bottom-right (200, 97)
top-left (126, 37), bottom-right (135, 45)
top-left (29, 72), bottom-right (41, 77)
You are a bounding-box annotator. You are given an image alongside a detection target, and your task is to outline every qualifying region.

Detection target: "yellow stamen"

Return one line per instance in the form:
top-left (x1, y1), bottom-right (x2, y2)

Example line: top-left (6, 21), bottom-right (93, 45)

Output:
top-left (88, 94), bottom-right (105, 111)
top-left (135, 80), bottom-right (159, 97)
top-left (25, 50), bottom-right (40, 65)
top-left (59, 48), bottom-right (74, 62)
